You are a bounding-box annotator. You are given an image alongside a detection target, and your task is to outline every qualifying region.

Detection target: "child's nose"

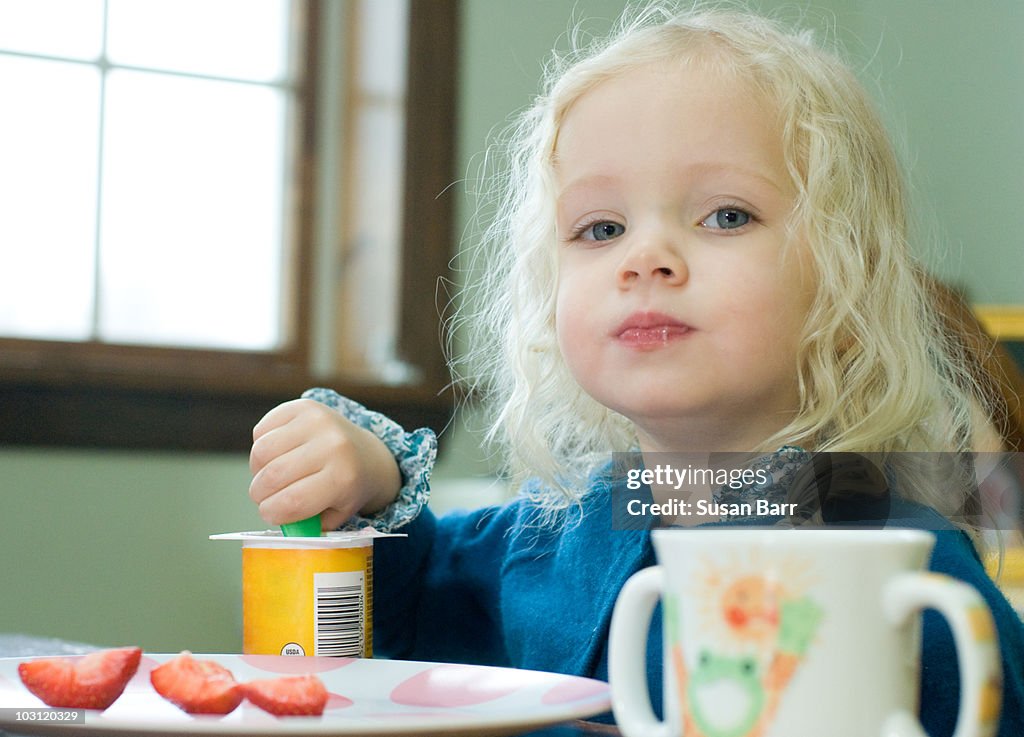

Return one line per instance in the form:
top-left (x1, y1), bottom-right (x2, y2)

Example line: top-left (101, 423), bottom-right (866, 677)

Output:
top-left (615, 236), bottom-right (688, 288)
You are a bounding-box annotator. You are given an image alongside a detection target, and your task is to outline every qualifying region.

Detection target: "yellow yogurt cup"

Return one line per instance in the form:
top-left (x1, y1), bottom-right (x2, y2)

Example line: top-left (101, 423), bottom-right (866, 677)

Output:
top-left (213, 530), bottom-right (399, 657)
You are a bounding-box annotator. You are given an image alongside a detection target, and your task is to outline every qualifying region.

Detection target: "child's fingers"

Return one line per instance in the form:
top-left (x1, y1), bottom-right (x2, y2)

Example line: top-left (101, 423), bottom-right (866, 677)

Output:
top-left (249, 416), bottom-right (312, 476)
top-left (252, 398), bottom-right (314, 442)
top-left (320, 508), bottom-right (351, 531)
top-left (249, 442), bottom-right (323, 505)
top-left (256, 470), bottom-right (348, 526)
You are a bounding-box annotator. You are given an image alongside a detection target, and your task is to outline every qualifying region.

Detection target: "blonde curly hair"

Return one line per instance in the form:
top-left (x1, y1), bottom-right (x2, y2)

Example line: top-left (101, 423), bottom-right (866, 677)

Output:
top-left (451, 1), bottom-right (985, 520)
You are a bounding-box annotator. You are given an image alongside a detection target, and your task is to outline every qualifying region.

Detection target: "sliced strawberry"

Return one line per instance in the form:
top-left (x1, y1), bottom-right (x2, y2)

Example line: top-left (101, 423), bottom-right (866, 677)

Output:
top-left (244, 674), bottom-right (328, 716)
top-left (150, 652), bottom-right (243, 715)
top-left (18, 646), bottom-right (142, 710)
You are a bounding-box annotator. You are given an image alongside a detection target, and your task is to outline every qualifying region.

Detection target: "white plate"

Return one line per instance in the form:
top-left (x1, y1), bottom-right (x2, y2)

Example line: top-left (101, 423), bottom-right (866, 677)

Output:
top-left (0, 653), bottom-right (611, 736)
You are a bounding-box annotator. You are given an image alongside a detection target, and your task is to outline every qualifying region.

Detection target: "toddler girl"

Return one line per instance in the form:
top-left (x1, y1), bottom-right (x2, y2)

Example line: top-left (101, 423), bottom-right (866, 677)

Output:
top-left (248, 3), bottom-right (1024, 734)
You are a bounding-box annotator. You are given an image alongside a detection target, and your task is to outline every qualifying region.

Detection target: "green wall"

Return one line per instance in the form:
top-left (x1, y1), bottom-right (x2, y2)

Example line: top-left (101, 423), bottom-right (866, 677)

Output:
top-left (0, 449), bottom-right (260, 651)
top-left (829, 0), bottom-right (1024, 302)
top-left (2, 0), bottom-right (1020, 653)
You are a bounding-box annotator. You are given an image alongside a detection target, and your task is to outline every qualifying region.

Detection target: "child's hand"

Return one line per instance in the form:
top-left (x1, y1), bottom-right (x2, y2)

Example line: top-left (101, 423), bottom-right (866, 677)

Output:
top-left (248, 399), bottom-right (402, 531)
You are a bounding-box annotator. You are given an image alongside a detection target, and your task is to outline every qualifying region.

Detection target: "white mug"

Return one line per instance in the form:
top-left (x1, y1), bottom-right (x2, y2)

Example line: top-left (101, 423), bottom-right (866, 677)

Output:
top-left (609, 529), bottom-right (1002, 737)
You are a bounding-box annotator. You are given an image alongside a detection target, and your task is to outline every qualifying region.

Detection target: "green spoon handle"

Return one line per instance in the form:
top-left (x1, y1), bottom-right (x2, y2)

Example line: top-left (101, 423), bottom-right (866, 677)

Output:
top-left (280, 514), bottom-right (322, 537)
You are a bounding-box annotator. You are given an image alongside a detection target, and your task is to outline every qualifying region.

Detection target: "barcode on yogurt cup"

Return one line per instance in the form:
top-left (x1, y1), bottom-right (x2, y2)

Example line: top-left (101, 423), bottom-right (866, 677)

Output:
top-left (314, 570), bottom-right (366, 657)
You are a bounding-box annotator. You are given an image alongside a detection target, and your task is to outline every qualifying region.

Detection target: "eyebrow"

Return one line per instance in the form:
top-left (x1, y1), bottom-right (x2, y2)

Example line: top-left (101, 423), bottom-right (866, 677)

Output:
top-left (556, 174), bottom-right (619, 210)
top-left (556, 162), bottom-right (788, 206)
top-left (683, 161), bottom-right (788, 195)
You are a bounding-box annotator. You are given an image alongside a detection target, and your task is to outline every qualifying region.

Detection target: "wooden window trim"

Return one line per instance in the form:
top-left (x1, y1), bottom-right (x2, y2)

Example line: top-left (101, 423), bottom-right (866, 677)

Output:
top-left (0, 0), bottom-right (458, 451)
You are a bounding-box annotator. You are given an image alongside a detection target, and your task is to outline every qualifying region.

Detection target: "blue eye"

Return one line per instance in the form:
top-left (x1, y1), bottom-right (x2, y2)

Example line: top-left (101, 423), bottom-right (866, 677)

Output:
top-left (702, 208), bottom-right (751, 230)
top-left (586, 221), bottom-right (625, 241)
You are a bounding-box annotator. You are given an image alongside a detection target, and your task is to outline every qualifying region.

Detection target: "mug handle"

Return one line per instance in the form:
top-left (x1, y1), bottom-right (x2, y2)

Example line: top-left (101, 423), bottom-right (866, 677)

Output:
top-left (609, 566), bottom-right (674, 737)
top-left (882, 572), bottom-right (1003, 737)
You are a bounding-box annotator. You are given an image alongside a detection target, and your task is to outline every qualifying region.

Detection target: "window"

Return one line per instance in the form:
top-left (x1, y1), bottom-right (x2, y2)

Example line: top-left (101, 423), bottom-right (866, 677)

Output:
top-left (1, 0), bottom-right (294, 350)
top-left (0, 0), bottom-right (458, 449)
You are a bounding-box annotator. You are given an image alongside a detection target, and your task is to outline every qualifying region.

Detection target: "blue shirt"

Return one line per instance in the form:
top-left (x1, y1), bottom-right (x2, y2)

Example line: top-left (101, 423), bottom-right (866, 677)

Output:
top-left (373, 474), bottom-right (1024, 736)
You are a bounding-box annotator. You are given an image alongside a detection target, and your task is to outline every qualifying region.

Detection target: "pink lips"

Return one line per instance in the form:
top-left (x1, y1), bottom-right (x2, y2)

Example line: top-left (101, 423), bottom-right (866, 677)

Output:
top-left (613, 311), bottom-right (693, 348)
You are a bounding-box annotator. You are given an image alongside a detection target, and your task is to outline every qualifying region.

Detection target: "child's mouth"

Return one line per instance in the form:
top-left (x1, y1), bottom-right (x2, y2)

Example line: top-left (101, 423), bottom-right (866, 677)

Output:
top-left (616, 325), bottom-right (692, 347)
top-left (613, 311), bottom-right (693, 348)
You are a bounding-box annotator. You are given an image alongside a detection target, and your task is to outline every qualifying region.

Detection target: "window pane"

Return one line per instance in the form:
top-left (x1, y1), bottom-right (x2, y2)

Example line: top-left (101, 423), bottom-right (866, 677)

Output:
top-left (0, 57), bottom-right (99, 340)
top-left (106, 0), bottom-right (290, 82)
top-left (339, 103), bottom-right (405, 372)
top-left (99, 70), bottom-right (287, 350)
top-left (357, 0), bottom-right (408, 97)
top-left (0, 0), bottom-right (103, 59)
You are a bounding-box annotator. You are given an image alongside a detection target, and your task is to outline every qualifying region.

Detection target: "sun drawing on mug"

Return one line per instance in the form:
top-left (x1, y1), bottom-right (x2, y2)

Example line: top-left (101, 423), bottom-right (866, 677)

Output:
top-left (699, 551), bottom-right (815, 646)
top-left (665, 550), bottom-right (824, 737)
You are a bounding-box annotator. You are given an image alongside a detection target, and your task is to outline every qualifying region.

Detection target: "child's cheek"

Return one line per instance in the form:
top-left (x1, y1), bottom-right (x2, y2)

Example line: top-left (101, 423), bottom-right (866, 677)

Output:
top-left (554, 292), bottom-right (592, 378)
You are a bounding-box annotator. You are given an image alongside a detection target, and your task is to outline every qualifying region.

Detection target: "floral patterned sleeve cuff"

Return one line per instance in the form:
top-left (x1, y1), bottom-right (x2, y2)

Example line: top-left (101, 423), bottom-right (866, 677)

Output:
top-left (301, 387), bottom-right (437, 533)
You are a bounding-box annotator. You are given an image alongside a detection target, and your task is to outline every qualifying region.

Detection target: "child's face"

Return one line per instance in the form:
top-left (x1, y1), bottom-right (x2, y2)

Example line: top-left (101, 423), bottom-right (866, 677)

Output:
top-left (553, 61), bottom-right (816, 451)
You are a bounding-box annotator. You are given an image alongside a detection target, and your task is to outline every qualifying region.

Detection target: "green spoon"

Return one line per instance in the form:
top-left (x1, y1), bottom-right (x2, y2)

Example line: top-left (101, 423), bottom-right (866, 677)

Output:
top-left (280, 514), bottom-right (322, 537)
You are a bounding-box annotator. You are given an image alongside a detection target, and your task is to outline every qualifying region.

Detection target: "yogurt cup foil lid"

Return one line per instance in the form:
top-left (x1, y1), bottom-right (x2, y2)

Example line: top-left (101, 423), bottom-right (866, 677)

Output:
top-left (210, 528), bottom-right (405, 547)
